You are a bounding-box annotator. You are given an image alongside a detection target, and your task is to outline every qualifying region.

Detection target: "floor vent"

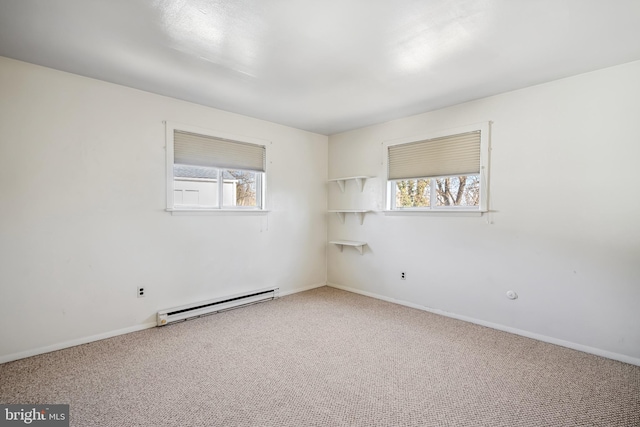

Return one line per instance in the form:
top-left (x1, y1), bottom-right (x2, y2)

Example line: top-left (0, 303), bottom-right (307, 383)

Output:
top-left (157, 287), bottom-right (279, 326)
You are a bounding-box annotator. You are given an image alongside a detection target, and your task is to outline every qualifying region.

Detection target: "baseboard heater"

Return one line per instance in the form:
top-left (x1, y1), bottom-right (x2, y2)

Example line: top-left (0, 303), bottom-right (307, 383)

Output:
top-left (157, 287), bottom-right (279, 326)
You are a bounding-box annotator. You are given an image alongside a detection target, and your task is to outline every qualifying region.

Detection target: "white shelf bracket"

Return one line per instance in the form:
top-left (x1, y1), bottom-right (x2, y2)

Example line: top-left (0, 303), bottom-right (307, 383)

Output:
top-left (328, 210), bottom-right (369, 225)
top-left (329, 176), bottom-right (371, 193)
top-left (330, 240), bottom-right (366, 255)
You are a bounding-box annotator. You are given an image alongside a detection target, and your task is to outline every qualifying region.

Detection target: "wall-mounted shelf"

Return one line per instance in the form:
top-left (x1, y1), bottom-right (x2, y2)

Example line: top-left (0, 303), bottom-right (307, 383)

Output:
top-left (329, 176), bottom-right (371, 192)
top-left (328, 210), bottom-right (371, 225)
top-left (329, 240), bottom-right (367, 255)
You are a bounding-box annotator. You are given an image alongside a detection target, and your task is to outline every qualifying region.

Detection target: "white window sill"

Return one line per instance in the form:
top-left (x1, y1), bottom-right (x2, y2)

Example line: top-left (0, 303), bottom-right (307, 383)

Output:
top-left (166, 208), bottom-right (270, 216)
top-left (383, 209), bottom-right (484, 217)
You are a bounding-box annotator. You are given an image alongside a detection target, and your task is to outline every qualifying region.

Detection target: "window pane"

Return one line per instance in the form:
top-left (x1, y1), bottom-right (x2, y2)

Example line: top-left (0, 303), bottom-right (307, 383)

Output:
top-left (395, 179), bottom-right (430, 208)
top-left (435, 175), bottom-right (479, 207)
top-left (222, 169), bottom-right (259, 208)
top-left (173, 164), bottom-right (219, 207)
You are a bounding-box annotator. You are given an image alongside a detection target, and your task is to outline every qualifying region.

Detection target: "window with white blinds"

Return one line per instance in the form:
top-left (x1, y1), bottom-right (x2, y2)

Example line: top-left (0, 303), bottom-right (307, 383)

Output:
top-left (174, 130), bottom-right (266, 172)
top-left (388, 131), bottom-right (480, 180)
top-left (166, 123), bottom-right (267, 212)
top-left (384, 123), bottom-right (489, 212)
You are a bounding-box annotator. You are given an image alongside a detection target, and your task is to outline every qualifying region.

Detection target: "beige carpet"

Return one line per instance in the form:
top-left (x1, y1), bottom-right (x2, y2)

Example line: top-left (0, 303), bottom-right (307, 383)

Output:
top-left (1, 287), bottom-right (639, 426)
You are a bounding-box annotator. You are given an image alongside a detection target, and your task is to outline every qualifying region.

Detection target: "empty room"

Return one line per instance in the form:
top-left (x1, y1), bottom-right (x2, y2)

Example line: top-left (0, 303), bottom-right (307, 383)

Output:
top-left (1, 1), bottom-right (639, 426)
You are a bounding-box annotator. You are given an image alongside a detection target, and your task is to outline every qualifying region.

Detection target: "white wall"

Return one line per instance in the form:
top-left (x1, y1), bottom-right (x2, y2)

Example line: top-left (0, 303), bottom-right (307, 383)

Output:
top-left (328, 60), bottom-right (640, 364)
top-left (2, 55), bottom-right (639, 366)
top-left (0, 57), bottom-right (328, 362)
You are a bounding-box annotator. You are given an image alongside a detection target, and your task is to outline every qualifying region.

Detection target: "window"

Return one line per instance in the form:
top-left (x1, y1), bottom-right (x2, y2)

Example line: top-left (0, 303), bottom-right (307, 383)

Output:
top-left (165, 123), bottom-right (267, 212)
top-left (384, 123), bottom-right (489, 212)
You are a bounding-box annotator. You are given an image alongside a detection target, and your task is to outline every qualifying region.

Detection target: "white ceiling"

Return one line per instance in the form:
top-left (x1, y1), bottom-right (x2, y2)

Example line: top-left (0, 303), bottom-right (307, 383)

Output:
top-left (1, 0), bottom-right (639, 135)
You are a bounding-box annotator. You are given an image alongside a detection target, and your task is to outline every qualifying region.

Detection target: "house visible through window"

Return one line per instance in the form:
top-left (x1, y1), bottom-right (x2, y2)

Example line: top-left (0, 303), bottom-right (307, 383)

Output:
top-left (166, 123), bottom-right (266, 211)
top-left (385, 123), bottom-right (489, 212)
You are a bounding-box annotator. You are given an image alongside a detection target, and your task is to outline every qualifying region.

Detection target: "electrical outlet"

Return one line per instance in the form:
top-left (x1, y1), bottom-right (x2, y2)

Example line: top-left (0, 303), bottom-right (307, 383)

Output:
top-left (137, 287), bottom-right (145, 298)
top-left (401, 272), bottom-right (406, 280)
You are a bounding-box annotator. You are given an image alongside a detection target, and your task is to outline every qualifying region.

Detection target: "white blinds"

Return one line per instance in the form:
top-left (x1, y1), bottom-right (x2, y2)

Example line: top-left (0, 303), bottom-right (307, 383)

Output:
top-left (174, 130), bottom-right (266, 172)
top-left (388, 131), bottom-right (481, 180)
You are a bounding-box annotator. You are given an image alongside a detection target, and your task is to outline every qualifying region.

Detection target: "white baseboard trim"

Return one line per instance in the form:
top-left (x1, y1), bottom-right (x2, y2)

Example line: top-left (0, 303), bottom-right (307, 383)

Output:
top-left (327, 282), bottom-right (640, 367)
top-left (279, 282), bottom-right (327, 297)
top-left (0, 283), bottom-right (327, 365)
top-left (0, 322), bottom-right (157, 365)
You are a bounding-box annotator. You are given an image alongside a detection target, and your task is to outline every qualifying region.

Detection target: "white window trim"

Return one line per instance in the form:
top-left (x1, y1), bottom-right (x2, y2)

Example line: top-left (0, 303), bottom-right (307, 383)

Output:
top-left (165, 121), bottom-right (269, 215)
top-left (382, 122), bottom-right (490, 214)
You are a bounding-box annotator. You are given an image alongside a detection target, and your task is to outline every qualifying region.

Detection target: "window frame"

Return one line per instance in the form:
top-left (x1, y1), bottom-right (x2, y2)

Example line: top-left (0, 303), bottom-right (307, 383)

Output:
top-left (382, 122), bottom-right (490, 214)
top-left (165, 121), bottom-right (269, 214)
